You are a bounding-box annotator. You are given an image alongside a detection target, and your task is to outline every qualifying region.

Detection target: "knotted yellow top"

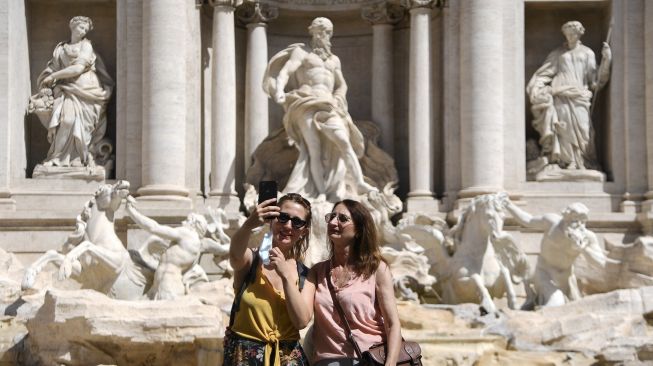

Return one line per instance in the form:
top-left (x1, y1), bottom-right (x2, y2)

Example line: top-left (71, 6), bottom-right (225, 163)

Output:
top-left (232, 263), bottom-right (300, 366)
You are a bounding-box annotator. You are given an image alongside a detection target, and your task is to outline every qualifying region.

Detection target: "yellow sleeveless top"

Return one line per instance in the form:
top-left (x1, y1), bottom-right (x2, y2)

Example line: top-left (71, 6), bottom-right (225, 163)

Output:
top-left (232, 263), bottom-right (300, 366)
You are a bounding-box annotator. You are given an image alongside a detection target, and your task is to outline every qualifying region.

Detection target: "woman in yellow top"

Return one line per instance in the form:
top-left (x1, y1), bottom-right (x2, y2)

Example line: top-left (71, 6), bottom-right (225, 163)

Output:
top-left (224, 193), bottom-right (312, 365)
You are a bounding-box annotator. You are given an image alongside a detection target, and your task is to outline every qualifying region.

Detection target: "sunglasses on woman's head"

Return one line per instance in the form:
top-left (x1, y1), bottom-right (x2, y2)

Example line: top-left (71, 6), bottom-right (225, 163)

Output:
top-left (324, 212), bottom-right (352, 224)
top-left (277, 212), bottom-right (307, 229)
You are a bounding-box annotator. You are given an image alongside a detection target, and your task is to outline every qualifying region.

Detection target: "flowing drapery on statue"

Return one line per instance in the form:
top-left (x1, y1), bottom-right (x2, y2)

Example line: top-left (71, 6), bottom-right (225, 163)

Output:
top-left (29, 16), bottom-right (114, 174)
top-left (526, 21), bottom-right (610, 176)
top-left (263, 18), bottom-right (376, 201)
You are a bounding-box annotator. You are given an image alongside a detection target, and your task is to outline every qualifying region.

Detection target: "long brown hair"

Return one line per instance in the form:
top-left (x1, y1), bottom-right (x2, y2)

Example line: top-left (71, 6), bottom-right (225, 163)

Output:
top-left (329, 199), bottom-right (384, 279)
top-left (278, 193), bottom-right (312, 261)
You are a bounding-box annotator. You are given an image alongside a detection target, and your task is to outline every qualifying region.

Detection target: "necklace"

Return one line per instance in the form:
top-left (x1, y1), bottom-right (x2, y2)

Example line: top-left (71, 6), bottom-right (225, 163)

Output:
top-left (330, 263), bottom-right (356, 288)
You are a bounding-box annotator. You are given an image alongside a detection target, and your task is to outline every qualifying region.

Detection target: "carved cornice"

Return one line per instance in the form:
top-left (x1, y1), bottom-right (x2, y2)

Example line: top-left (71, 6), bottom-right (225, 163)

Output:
top-left (236, 1), bottom-right (279, 25)
top-left (209, 0), bottom-right (244, 8)
top-left (400, 0), bottom-right (438, 10)
top-left (361, 2), bottom-right (405, 25)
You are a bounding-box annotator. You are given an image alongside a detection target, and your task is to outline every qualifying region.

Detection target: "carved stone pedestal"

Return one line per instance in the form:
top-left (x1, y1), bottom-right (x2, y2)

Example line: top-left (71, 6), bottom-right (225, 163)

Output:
top-left (534, 164), bottom-right (606, 182)
top-left (32, 164), bottom-right (106, 181)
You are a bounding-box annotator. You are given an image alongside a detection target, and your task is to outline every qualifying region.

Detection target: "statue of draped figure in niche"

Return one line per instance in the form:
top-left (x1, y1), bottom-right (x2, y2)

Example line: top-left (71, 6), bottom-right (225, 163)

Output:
top-left (526, 20), bottom-right (611, 182)
top-left (28, 16), bottom-right (114, 180)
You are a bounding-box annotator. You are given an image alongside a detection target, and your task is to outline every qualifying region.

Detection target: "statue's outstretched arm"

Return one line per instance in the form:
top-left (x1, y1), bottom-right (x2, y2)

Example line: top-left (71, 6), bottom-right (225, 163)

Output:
top-left (125, 196), bottom-right (180, 241)
top-left (504, 200), bottom-right (548, 230)
top-left (201, 237), bottom-right (229, 256)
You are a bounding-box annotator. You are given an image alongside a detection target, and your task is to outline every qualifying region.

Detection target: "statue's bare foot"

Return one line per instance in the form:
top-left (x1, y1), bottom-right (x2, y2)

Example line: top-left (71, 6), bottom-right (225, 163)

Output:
top-left (43, 161), bottom-right (54, 167)
top-left (71, 158), bottom-right (83, 167)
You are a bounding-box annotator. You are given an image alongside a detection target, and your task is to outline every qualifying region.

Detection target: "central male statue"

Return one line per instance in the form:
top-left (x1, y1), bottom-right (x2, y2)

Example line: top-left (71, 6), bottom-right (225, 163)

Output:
top-left (264, 17), bottom-right (376, 201)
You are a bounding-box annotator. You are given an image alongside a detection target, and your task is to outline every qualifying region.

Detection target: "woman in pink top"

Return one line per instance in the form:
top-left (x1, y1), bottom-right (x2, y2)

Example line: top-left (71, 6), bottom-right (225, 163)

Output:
top-left (295, 199), bottom-right (401, 365)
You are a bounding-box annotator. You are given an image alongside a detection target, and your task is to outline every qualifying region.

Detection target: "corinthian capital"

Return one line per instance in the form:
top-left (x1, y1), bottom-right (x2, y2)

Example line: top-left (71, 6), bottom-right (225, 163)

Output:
top-left (401, 0), bottom-right (438, 10)
top-left (236, 1), bottom-right (279, 25)
top-left (361, 2), bottom-right (405, 25)
top-left (209, 0), bottom-right (243, 8)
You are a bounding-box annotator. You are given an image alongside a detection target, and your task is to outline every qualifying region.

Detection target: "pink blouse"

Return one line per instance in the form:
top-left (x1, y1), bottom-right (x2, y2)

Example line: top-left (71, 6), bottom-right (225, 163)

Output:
top-left (312, 260), bottom-right (385, 362)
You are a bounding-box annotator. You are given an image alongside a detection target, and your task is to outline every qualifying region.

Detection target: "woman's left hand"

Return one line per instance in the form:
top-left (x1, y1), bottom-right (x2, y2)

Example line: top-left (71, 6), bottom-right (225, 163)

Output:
top-left (269, 247), bottom-right (298, 283)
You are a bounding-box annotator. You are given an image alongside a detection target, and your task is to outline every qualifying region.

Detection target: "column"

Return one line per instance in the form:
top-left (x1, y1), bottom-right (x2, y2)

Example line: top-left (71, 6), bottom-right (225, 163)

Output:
top-left (1, 0), bottom-right (28, 210)
top-left (138, 0), bottom-right (189, 201)
top-left (458, 0), bottom-right (504, 198)
top-left (186, 1), bottom-right (202, 200)
top-left (208, 0), bottom-right (242, 211)
top-left (237, 1), bottom-right (278, 171)
top-left (642, 2), bottom-right (653, 224)
top-left (0, 0), bottom-right (12, 209)
top-left (403, 0), bottom-right (438, 213)
top-left (117, 0), bottom-right (143, 191)
top-left (362, 2), bottom-right (404, 156)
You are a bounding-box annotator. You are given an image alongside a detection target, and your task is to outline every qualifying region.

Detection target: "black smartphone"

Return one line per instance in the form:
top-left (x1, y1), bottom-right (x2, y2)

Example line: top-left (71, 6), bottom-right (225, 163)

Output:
top-left (258, 181), bottom-right (278, 204)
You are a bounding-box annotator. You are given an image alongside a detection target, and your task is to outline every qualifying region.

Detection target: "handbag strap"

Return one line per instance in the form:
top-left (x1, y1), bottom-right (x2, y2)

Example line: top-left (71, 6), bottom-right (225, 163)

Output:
top-left (229, 250), bottom-right (260, 328)
top-left (326, 261), bottom-right (364, 359)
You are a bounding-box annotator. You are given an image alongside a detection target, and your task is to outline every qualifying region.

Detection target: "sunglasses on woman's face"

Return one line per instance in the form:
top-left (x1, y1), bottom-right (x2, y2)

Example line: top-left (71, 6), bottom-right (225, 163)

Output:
top-left (324, 212), bottom-right (352, 224)
top-left (276, 212), bottom-right (307, 229)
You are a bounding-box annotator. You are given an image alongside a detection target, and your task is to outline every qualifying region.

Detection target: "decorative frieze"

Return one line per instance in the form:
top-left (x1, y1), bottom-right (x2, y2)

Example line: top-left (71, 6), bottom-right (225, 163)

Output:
top-left (361, 2), bottom-right (404, 25)
top-left (236, 1), bottom-right (278, 25)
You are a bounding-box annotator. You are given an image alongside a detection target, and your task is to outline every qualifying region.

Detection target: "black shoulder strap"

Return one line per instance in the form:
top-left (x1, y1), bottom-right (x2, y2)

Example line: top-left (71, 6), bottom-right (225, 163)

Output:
top-left (228, 251), bottom-right (260, 328)
top-left (297, 261), bottom-right (309, 290)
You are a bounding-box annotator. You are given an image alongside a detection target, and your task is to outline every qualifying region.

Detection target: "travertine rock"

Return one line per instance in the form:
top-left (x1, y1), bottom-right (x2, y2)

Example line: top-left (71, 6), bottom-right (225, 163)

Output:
top-left (0, 316), bottom-right (28, 366)
top-left (24, 289), bottom-right (225, 366)
top-left (396, 287), bottom-right (653, 365)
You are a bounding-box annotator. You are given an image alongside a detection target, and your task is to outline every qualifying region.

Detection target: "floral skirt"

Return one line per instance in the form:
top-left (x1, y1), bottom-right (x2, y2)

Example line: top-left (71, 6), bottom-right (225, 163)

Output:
top-left (223, 329), bottom-right (310, 366)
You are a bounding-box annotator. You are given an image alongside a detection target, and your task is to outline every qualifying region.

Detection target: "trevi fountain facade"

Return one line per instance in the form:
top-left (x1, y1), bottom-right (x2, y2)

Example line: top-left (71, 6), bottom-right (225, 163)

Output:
top-left (1, 0), bottom-right (652, 365)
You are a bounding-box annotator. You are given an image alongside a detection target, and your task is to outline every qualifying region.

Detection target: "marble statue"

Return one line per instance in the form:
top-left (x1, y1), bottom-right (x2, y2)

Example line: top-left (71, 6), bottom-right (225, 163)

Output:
top-left (438, 193), bottom-right (529, 313)
top-left (126, 197), bottom-right (230, 300)
top-left (21, 180), bottom-right (231, 301)
top-left (244, 120), bottom-right (398, 204)
top-left (20, 181), bottom-right (149, 300)
top-left (526, 21), bottom-right (611, 180)
top-left (28, 16), bottom-right (114, 179)
top-left (263, 17), bottom-right (377, 201)
top-left (504, 200), bottom-right (613, 308)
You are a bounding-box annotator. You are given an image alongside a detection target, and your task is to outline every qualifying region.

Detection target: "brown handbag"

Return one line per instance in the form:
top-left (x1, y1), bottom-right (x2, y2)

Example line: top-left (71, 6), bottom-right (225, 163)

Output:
top-left (362, 341), bottom-right (422, 366)
top-left (326, 262), bottom-right (423, 366)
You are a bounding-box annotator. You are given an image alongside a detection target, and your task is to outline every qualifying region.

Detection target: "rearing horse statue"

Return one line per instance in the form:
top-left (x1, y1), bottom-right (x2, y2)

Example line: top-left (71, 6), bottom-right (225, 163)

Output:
top-left (22, 180), bottom-right (150, 299)
top-left (435, 193), bottom-right (530, 313)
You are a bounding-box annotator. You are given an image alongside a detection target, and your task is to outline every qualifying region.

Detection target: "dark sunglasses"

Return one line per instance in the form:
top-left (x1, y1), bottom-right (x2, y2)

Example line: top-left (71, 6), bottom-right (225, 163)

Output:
top-left (277, 212), bottom-right (307, 229)
top-left (324, 212), bottom-right (352, 224)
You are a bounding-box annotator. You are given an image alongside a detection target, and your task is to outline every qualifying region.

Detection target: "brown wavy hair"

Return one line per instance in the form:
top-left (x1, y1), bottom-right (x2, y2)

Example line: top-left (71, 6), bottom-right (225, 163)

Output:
top-left (328, 199), bottom-right (384, 279)
top-left (278, 193), bottom-right (312, 261)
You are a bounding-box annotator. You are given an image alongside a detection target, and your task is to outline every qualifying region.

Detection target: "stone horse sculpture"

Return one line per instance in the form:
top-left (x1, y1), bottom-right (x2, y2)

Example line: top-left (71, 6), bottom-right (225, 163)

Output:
top-left (436, 193), bottom-right (530, 313)
top-left (21, 181), bottom-right (150, 299)
top-left (22, 180), bottom-right (232, 300)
